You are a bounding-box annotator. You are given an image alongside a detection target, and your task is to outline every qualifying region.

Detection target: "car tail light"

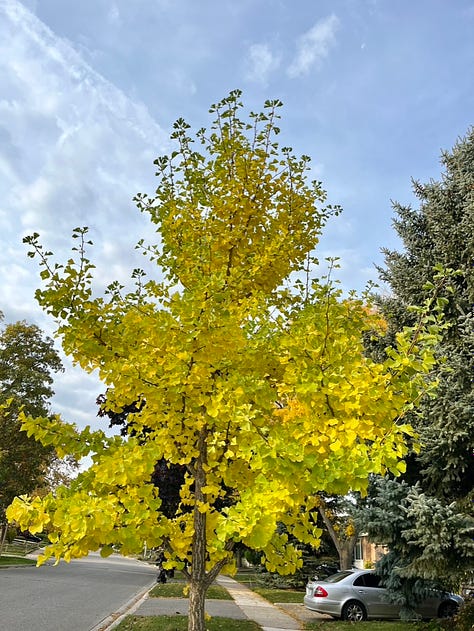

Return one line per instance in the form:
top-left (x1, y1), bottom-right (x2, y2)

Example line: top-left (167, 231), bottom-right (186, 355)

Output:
top-left (314, 586), bottom-right (328, 597)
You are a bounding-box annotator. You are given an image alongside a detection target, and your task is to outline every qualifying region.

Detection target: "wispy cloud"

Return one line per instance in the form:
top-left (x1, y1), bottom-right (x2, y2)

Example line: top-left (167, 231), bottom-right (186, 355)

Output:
top-left (244, 42), bottom-right (281, 85)
top-left (0, 0), bottom-right (169, 427)
top-left (107, 3), bottom-right (121, 25)
top-left (287, 14), bottom-right (340, 78)
top-left (0, 0), bottom-right (168, 279)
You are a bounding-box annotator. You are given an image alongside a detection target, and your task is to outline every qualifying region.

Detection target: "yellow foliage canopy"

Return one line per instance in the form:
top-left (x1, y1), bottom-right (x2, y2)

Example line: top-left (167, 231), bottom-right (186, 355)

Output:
top-left (8, 92), bottom-right (439, 584)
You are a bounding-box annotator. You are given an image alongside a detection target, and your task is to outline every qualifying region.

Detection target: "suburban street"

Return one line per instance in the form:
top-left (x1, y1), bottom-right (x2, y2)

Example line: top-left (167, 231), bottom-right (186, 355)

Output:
top-left (0, 552), bottom-right (157, 631)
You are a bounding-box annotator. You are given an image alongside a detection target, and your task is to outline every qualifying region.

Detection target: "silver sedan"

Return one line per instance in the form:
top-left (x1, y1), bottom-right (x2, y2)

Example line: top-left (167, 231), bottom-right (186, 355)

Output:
top-left (304, 569), bottom-right (463, 622)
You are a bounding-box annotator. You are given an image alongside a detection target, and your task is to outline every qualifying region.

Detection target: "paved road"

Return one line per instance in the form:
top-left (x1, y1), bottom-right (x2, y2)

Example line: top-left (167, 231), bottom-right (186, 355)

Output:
top-left (0, 552), bottom-right (157, 631)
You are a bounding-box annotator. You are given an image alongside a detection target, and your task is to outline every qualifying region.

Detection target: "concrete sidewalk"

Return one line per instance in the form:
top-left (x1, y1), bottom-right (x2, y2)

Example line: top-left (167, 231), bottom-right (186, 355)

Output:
top-left (129, 574), bottom-right (325, 631)
top-left (216, 574), bottom-right (309, 630)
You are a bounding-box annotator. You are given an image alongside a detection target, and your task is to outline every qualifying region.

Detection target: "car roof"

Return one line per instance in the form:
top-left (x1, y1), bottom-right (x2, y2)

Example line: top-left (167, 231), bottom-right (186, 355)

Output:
top-left (316, 569), bottom-right (375, 583)
top-left (331, 569), bottom-right (375, 576)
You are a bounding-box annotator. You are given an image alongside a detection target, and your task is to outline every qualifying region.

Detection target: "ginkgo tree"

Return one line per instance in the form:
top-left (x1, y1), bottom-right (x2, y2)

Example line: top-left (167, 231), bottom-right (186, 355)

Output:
top-left (8, 91), bottom-right (440, 631)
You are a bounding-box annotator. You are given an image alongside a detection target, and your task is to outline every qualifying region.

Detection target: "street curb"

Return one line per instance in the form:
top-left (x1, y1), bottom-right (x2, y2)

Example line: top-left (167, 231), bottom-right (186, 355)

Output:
top-left (0, 562), bottom-right (38, 569)
top-left (89, 579), bottom-right (156, 631)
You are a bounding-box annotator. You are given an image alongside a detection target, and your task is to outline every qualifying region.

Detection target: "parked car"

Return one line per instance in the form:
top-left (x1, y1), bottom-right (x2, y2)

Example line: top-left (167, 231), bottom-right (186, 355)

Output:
top-left (19, 531), bottom-right (42, 543)
top-left (304, 569), bottom-right (463, 622)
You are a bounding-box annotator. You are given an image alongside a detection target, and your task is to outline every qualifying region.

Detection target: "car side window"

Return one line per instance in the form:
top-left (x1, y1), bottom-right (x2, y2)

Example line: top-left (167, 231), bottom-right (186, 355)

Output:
top-left (353, 574), bottom-right (382, 588)
top-left (325, 571), bottom-right (354, 583)
top-left (363, 574), bottom-right (382, 588)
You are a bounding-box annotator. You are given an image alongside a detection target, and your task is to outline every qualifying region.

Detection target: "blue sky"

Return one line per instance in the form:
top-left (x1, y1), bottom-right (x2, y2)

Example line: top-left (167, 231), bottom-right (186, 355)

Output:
top-left (1, 0), bottom-right (473, 430)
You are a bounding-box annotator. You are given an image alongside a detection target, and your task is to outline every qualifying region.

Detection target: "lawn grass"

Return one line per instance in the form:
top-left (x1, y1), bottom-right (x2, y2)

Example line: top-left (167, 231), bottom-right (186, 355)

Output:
top-left (0, 555), bottom-right (36, 566)
top-left (115, 615), bottom-right (261, 630)
top-left (234, 568), bottom-right (305, 603)
top-left (148, 582), bottom-right (187, 598)
top-left (149, 582), bottom-right (231, 600)
top-left (253, 587), bottom-right (304, 603)
top-left (233, 570), bottom-right (263, 585)
top-left (304, 621), bottom-right (445, 630)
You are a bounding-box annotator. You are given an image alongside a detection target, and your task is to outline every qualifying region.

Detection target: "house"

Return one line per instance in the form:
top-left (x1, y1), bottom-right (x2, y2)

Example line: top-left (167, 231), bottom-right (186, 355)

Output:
top-left (353, 534), bottom-right (387, 569)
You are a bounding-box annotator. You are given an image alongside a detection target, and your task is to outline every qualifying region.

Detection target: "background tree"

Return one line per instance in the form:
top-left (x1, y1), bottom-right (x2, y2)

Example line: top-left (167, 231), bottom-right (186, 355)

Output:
top-left (8, 92), bottom-right (440, 631)
top-left (360, 128), bottom-right (474, 609)
top-left (0, 314), bottom-right (66, 547)
top-left (317, 493), bottom-right (359, 571)
top-left (96, 393), bottom-right (186, 519)
top-left (0, 315), bottom-right (63, 417)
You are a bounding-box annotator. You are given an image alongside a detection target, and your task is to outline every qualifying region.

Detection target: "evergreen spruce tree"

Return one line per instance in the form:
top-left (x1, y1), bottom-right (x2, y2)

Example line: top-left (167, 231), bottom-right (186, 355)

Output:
top-left (361, 128), bottom-right (474, 611)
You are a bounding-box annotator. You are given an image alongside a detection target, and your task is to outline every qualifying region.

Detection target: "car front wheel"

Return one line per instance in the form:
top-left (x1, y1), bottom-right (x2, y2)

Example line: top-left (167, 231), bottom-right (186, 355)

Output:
top-left (341, 600), bottom-right (367, 622)
top-left (438, 600), bottom-right (459, 618)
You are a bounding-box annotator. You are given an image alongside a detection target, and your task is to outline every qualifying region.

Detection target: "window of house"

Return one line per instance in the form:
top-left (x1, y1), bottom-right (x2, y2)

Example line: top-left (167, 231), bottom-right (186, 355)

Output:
top-left (354, 539), bottom-right (363, 562)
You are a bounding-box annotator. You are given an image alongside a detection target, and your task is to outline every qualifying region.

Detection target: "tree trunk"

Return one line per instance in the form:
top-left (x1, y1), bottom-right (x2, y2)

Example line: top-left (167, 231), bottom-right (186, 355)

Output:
top-left (235, 546), bottom-right (242, 568)
top-left (188, 429), bottom-right (209, 631)
top-left (188, 501), bottom-right (208, 631)
top-left (318, 505), bottom-right (358, 571)
top-left (338, 542), bottom-right (355, 570)
top-left (0, 522), bottom-right (8, 556)
top-left (186, 428), bottom-right (235, 631)
top-left (188, 578), bottom-right (207, 631)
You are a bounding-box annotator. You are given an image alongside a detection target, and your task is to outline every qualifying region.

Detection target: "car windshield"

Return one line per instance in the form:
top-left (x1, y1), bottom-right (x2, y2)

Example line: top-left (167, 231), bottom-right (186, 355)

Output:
top-left (324, 571), bottom-right (354, 583)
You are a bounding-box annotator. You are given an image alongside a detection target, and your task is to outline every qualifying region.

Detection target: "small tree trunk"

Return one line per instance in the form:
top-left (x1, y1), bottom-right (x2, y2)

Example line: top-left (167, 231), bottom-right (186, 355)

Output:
top-left (338, 543), bottom-right (355, 570)
top-left (318, 505), bottom-right (358, 570)
top-left (235, 546), bottom-right (242, 568)
top-left (188, 503), bottom-right (208, 631)
top-left (188, 578), bottom-right (207, 631)
top-left (0, 522), bottom-right (8, 556)
top-left (188, 429), bottom-right (209, 631)
top-left (186, 428), bottom-right (235, 631)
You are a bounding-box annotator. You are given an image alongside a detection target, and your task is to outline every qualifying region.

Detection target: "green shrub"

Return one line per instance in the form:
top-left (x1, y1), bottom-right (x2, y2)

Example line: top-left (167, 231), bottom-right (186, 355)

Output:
top-left (6, 527), bottom-right (17, 543)
top-left (243, 549), bottom-right (262, 566)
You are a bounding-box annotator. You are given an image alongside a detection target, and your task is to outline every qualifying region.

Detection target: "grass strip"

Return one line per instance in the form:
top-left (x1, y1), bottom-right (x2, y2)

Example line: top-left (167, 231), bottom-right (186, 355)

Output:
top-left (253, 587), bottom-right (304, 603)
top-left (0, 556), bottom-right (36, 566)
top-left (305, 621), bottom-right (446, 630)
top-left (149, 583), bottom-right (231, 600)
top-left (115, 614), bottom-right (261, 630)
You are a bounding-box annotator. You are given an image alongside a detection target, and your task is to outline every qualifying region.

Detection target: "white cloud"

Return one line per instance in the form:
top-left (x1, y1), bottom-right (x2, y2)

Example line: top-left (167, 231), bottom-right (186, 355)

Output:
top-left (244, 43), bottom-right (281, 85)
top-left (0, 0), bottom-right (169, 263)
top-left (287, 14), bottom-right (340, 78)
top-left (0, 0), bottom-right (169, 429)
top-left (107, 3), bottom-right (121, 25)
